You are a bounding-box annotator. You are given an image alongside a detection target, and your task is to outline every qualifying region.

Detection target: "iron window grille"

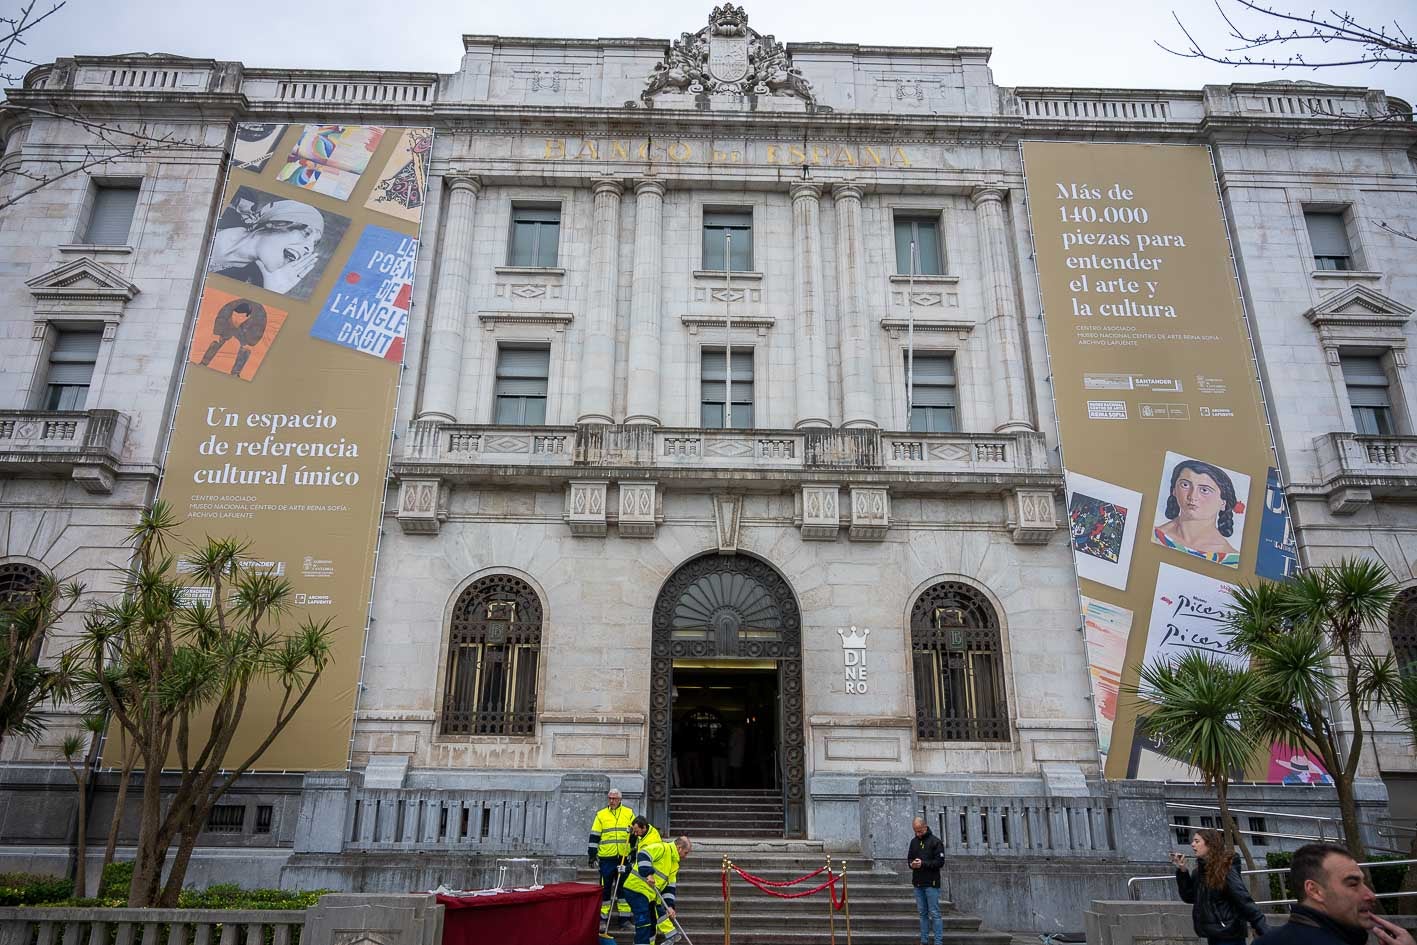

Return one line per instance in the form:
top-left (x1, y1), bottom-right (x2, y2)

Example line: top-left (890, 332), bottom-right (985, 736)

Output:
top-left (911, 582), bottom-right (1009, 741)
top-left (442, 574), bottom-right (542, 737)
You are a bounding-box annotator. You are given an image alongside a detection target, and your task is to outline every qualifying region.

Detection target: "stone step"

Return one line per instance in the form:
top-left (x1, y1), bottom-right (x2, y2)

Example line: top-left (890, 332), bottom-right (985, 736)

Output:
top-left (598, 926), bottom-right (1012, 945)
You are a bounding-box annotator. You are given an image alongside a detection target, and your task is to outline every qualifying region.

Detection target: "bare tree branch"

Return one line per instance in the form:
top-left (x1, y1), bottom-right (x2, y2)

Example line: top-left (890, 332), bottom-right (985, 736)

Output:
top-left (1161, 1), bottom-right (1416, 71)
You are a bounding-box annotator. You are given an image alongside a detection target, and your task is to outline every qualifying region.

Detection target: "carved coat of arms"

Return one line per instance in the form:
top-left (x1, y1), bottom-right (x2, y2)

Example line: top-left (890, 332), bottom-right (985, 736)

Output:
top-left (639, 4), bottom-right (818, 108)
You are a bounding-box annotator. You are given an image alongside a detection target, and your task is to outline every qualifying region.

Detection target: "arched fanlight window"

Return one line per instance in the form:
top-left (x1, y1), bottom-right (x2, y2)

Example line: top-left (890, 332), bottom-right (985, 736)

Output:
top-left (441, 574), bottom-right (543, 737)
top-left (910, 581), bottom-right (1009, 741)
top-left (1389, 587), bottom-right (1417, 675)
top-left (0, 562), bottom-right (50, 661)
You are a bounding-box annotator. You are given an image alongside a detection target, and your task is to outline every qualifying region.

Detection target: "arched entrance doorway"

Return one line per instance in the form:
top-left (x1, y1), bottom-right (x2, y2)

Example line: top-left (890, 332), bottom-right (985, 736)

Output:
top-left (647, 552), bottom-right (805, 837)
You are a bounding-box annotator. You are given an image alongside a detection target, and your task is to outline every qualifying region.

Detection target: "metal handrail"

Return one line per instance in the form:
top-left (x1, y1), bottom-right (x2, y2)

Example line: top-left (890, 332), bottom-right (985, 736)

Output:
top-left (1167, 823), bottom-right (1335, 845)
top-left (1169, 802), bottom-right (1412, 838)
top-left (1126, 857), bottom-right (1417, 900)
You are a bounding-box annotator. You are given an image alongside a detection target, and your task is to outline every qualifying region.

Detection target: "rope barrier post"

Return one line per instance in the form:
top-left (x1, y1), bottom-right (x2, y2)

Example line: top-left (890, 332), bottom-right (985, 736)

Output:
top-left (826, 853), bottom-right (836, 945)
top-left (840, 859), bottom-right (853, 945)
top-left (722, 855), bottom-right (731, 945)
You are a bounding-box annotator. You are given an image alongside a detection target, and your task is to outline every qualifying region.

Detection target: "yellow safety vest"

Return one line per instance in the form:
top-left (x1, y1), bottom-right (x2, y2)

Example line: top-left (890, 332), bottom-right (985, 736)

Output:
top-left (634, 824), bottom-right (663, 853)
top-left (623, 839), bottom-right (681, 907)
top-left (589, 804), bottom-right (635, 858)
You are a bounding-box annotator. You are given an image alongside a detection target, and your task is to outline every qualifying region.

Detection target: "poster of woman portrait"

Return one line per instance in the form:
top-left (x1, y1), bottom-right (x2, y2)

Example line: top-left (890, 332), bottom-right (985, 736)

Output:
top-left (1067, 471), bottom-right (1144, 590)
top-left (207, 186), bottom-right (351, 301)
top-left (1150, 451), bottom-right (1251, 570)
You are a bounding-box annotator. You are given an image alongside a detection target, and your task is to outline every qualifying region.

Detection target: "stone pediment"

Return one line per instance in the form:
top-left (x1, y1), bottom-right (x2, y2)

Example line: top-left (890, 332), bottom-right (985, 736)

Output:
top-left (27, 257), bottom-right (139, 314)
top-left (638, 4), bottom-right (820, 109)
top-left (1304, 284), bottom-right (1413, 330)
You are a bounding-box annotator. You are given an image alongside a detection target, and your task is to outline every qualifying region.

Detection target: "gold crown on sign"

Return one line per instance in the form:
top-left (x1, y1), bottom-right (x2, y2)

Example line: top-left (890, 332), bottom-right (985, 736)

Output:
top-left (836, 626), bottom-right (870, 649)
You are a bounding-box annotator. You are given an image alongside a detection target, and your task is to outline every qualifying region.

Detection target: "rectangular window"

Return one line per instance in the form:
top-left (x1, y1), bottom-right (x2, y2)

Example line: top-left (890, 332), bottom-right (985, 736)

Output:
top-left (1171, 815), bottom-right (1191, 846)
top-left (493, 346), bottom-right (550, 425)
top-left (82, 182), bottom-right (139, 245)
top-left (702, 209), bottom-right (753, 272)
top-left (508, 204), bottom-right (560, 267)
top-left (44, 328), bottom-right (101, 411)
top-left (205, 804), bottom-right (245, 834)
top-left (1248, 816), bottom-right (1269, 847)
top-left (894, 214), bottom-right (944, 276)
top-left (1341, 353), bottom-right (1395, 435)
top-left (701, 348), bottom-right (754, 429)
top-left (1305, 210), bottom-right (1352, 271)
top-left (908, 353), bottom-right (957, 433)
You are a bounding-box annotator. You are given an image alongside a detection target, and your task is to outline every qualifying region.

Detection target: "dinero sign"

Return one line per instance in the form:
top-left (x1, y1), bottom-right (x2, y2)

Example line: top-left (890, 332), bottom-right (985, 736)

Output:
top-left (837, 625), bottom-right (871, 694)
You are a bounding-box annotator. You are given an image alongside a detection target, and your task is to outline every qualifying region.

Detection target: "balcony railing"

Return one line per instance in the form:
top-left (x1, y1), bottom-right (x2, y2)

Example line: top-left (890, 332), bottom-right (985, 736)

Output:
top-left (345, 787), bottom-right (553, 853)
top-left (918, 793), bottom-right (1117, 856)
top-left (398, 422), bottom-right (1053, 482)
top-left (0, 409), bottom-right (128, 493)
top-left (1312, 433), bottom-right (1417, 513)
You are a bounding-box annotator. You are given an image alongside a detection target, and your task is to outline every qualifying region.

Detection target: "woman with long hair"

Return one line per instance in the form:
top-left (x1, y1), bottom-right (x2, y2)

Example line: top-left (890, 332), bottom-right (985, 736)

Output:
top-left (1172, 829), bottom-right (1270, 945)
top-left (1153, 459), bottom-right (1243, 568)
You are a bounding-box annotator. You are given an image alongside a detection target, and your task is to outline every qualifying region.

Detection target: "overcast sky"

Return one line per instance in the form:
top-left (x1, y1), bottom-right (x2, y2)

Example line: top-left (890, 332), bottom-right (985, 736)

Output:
top-left (10, 0), bottom-right (1416, 104)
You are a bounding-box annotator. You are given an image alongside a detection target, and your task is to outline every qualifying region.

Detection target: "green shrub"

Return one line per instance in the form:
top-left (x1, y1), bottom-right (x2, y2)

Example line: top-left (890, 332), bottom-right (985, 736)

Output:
top-left (1265, 851), bottom-right (1408, 901)
top-left (0, 873), bottom-right (75, 906)
top-left (99, 861), bottom-right (134, 901)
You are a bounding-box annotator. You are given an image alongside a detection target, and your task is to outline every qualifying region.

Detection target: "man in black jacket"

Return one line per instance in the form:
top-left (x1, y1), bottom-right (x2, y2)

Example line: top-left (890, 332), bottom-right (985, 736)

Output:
top-left (1255, 843), bottom-right (1414, 945)
top-left (907, 816), bottom-right (945, 945)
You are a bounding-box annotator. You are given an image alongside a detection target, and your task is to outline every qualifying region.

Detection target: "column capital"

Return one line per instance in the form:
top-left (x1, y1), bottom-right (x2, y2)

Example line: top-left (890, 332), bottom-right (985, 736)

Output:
top-left (445, 172), bottom-right (482, 194)
top-left (831, 182), bottom-right (864, 203)
top-left (634, 178), bottom-right (667, 198)
top-left (970, 185), bottom-right (1009, 207)
top-left (592, 178), bottom-right (625, 198)
top-left (790, 182), bottom-right (822, 202)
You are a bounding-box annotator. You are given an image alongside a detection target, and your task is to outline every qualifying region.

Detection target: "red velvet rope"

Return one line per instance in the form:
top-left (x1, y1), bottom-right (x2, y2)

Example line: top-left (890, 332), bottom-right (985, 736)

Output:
top-left (721, 870), bottom-right (729, 901)
top-left (728, 864), bottom-right (846, 909)
top-left (729, 863), bottom-right (829, 887)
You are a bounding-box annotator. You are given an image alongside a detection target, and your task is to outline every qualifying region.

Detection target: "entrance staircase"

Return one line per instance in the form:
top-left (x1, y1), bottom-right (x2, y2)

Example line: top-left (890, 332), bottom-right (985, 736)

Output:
top-left (581, 838), bottom-right (1013, 945)
top-left (669, 788), bottom-right (784, 839)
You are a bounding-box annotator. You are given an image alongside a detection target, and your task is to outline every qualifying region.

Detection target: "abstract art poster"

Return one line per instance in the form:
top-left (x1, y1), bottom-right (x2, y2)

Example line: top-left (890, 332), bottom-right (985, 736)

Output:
top-left (278, 125), bottom-right (386, 201)
top-left (1068, 471), bottom-right (1143, 591)
top-left (1151, 451), bottom-right (1252, 570)
top-left (188, 287), bottom-right (287, 382)
top-left (1255, 467), bottom-right (1299, 581)
top-left (364, 128), bottom-right (433, 223)
top-left (1142, 561), bottom-right (1245, 671)
top-left (1082, 596), bottom-right (1134, 765)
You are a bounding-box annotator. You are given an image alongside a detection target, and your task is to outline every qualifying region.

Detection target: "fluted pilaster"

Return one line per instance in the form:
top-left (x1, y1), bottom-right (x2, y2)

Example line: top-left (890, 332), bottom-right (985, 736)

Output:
top-left (625, 179), bottom-right (666, 426)
top-left (971, 186), bottom-right (1034, 433)
top-left (833, 183), bottom-right (877, 428)
top-left (418, 173), bottom-right (481, 423)
top-left (791, 182), bottom-right (830, 428)
top-left (577, 179), bottom-right (624, 425)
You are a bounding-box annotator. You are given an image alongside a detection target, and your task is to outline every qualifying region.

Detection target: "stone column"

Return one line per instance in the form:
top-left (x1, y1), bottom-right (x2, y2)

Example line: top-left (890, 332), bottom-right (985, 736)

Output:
top-left (417, 173), bottom-right (480, 423)
top-left (833, 183), bottom-right (877, 428)
top-left (577, 178), bottom-right (624, 426)
top-left (625, 179), bottom-right (666, 426)
top-left (791, 183), bottom-right (831, 428)
top-left (971, 186), bottom-right (1034, 433)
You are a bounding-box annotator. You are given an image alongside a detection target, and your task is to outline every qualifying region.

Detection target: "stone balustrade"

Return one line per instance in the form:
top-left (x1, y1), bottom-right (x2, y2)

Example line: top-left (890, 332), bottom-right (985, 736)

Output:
top-left (242, 72), bottom-right (439, 105)
top-left (345, 787), bottom-right (554, 853)
top-left (919, 793), bottom-right (1118, 856)
top-left (0, 409), bottom-right (128, 494)
top-left (0, 908), bottom-right (307, 945)
top-left (1310, 432), bottom-right (1417, 514)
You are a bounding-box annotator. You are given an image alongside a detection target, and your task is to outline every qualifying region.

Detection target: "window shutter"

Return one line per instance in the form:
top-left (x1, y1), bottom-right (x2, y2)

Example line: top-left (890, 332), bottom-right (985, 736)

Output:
top-left (84, 186), bottom-right (139, 245)
top-left (494, 347), bottom-right (549, 397)
top-left (47, 330), bottom-right (101, 385)
top-left (1340, 354), bottom-right (1386, 384)
top-left (1305, 212), bottom-right (1350, 258)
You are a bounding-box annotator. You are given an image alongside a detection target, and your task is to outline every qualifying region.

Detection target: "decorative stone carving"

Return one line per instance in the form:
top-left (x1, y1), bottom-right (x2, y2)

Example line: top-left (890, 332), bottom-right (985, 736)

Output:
top-left (714, 494), bottom-right (743, 552)
top-left (1304, 284), bottom-right (1414, 366)
top-left (848, 486), bottom-right (889, 540)
top-left (617, 481), bottom-right (659, 538)
top-left (799, 484), bottom-right (840, 540)
top-left (1009, 488), bottom-right (1058, 544)
top-left (27, 256), bottom-right (139, 324)
top-left (395, 478), bottom-right (444, 535)
top-left (564, 480), bottom-right (609, 536)
top-left (640, 4), bottom-right (817, 108)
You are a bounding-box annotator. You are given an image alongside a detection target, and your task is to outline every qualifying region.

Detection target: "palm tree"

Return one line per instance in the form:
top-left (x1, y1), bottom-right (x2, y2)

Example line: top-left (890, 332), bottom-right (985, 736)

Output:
top-left (60, 716), bottom-right (104, 898)
top-left (1229, 558), bottom-right (1402, 863)
top-left (1131, 650), bottom-right (1262, 874)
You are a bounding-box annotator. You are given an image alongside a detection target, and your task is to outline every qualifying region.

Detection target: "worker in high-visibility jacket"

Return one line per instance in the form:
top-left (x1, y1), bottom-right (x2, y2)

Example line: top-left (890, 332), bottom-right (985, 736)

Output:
top-left (630, 815), bottom-right (661, 854)
top-left (622, 835), bottom-right (693, 945)
top-left (587, 788), bottom-right (635, 923)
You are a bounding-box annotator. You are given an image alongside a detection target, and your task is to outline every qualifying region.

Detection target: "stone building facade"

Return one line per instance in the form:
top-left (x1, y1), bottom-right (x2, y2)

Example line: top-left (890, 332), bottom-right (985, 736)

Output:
top-left (0, 4), bottom-right (1414, 927)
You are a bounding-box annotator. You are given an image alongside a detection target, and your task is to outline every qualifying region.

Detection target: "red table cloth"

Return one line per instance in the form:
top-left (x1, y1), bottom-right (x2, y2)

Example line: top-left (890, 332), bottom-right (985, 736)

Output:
top-left (438, 882), bottom-right (601, 945)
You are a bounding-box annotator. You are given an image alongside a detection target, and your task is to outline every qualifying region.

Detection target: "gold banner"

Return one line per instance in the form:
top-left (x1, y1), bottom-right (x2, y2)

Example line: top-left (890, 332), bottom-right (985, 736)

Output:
top-left (148, 124), bottom-right (432, 771)
top-left (1022, 142), bottom-right (1297, 781)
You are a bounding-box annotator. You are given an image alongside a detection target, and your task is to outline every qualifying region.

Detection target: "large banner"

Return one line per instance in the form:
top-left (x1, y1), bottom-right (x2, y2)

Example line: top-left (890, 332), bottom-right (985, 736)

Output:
top-left (1022, 142), bottom-right (1298, 780)
top-left (151, 124), bottom-right (432, 770)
